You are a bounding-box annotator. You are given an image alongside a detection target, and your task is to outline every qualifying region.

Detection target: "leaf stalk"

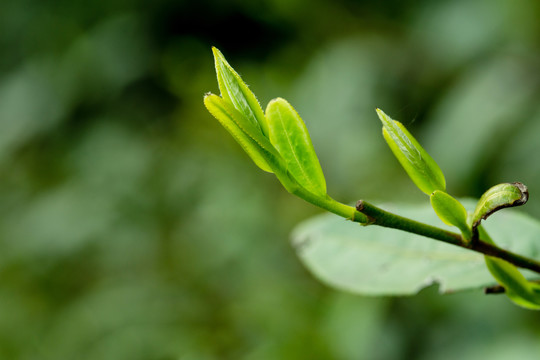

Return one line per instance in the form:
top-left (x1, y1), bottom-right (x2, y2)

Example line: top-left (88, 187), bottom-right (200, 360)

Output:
top-left (355, 200), bottom-right (540, 275)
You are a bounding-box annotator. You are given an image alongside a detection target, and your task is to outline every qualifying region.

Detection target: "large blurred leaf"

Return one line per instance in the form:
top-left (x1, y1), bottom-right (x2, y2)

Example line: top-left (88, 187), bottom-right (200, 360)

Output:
top-left (292, 199), bottom-right (540, 295)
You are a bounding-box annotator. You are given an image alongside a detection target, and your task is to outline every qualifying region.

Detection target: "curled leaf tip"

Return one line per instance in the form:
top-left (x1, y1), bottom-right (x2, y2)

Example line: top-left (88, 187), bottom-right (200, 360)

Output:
top-left (470, 182), bottom-right (529, 242)
top-left (355, 200), bottom-right (365, 212)
top-left (512, 182), bottom-right (529, 205)
top-left (472, 182), bottom-right (529, 230)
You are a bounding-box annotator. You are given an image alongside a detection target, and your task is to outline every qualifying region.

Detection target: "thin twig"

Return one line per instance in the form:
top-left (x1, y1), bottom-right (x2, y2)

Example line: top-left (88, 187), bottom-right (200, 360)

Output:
top-left (356, 200), bottom-right (540, 275)
top-left (485, 279), bottom-right (540, 294)
top-left (484, 285), bottom-right (505, 294)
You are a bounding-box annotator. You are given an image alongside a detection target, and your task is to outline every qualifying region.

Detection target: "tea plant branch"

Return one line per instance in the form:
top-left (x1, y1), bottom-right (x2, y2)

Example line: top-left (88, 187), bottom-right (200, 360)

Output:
top-left (356, 200), bottom-right (462, 245)
top-left (205, 47), bottom-right (540, 308)
top-left (296, 186), bottom-right (540, 275)
top-left (484, 285), bottom-right (507, 294)
top-left (289, 177), bottom-right (540, 276)
top-left (291, 185), bottom-right (369, 223)
top-left (356, 200), bottom-right (540, 275)
top-left (474, 240), bottom-right (540, 274)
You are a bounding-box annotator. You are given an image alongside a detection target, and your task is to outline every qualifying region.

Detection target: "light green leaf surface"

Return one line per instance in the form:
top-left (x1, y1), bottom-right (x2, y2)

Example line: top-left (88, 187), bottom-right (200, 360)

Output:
top-left (477, 225), bottom-right (540, 309)
top-left (377, 109), bottom-right (446, 195)
top-left (266, 98), bottom-right (326, 197)
top-left (212, 47), bottom-right (269, 136)
top-left (204, 94), bottom-right (281, 173)
top-left (430, 190), bottom-right (471, 240)
top-left (292, 199), bottom-right (540, 295)
top-left (471, 182), bottom-right (528, 228)
top-left (484, 256), bottom-right (540, 310)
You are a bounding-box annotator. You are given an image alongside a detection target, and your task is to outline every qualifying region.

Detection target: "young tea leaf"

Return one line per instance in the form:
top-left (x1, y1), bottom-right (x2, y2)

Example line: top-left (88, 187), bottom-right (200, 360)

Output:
top-left (266, 98), bottom-right (327, 197)
top-left (430, 191), bottom-right (472, 240)
top-left (471, 182), bottom-right (528, 229)
top-left (204, 94), bottom-right (282, 173)
top-left (484, 256), bottom-right (540, 310)
top-left (478, 225), bottom-right (540, 310)
top-left (376, 109), bottom-right (446, 195)
top-left (212, 47), bottom-right (269, 137)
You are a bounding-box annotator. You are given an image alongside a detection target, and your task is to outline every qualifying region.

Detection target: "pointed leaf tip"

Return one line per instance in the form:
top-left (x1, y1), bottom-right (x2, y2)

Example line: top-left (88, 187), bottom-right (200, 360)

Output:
top-left (212, 47), bottom-right (269, 136)
top-left (375, 108), bottom-right (389, 124)
top-left (377, 109), bottom-right (446, 195)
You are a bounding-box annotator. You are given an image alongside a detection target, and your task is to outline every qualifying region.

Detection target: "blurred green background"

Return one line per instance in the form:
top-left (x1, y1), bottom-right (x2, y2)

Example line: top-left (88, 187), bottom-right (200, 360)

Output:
top-left (1, 0), bottom-right (540, 359)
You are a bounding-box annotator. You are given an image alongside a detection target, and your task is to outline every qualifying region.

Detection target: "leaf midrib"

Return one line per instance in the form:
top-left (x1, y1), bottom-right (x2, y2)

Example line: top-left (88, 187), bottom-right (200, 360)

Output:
top-left (274, 105), bottom-right (316, 191)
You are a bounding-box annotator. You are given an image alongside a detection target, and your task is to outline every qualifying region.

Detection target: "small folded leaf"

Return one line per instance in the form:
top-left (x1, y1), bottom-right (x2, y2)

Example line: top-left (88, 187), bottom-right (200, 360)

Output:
top-left (265, 98), bottom-right (327, 197)
top-left (377, 109), bottom-right (446, 195)
top-left (477, 226), bottom-right (540, 310)
top-left (430, 190), bottom-right (472, 240)
top-left (484, 256), bottom-right (540, 310)
top-left (471, 182), bottom-right (528, 229)
top-left (212, 47), bottom-right (269, 136)
top-left (204, 94), bottom-right (282, 173)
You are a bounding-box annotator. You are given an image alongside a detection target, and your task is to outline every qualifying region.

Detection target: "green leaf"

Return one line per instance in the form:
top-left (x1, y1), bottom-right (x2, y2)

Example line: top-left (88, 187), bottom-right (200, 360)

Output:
top-left (292, 199), bottom-right (540, 295)
top-left (376, 108), bottom-right (446, 195)
top-left (212, 47), bottom-right (269, 137)
top-left (430, 190), bottom-right (471, 240)
top-left (477, 225), bottom-right (540, 309)
top-left (471, 182), bottom-right (528, 229)
top-left (204, 94), bottom-right (282, 173)
top-left (485, 257), bottom-right (540, 310)
top-left (265, 98), bottom-right (326, 197)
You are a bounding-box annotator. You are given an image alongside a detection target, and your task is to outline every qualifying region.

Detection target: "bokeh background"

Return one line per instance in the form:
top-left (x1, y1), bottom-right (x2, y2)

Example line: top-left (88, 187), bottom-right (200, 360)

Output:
top-left (1, 0), bottom-right (540, 358)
